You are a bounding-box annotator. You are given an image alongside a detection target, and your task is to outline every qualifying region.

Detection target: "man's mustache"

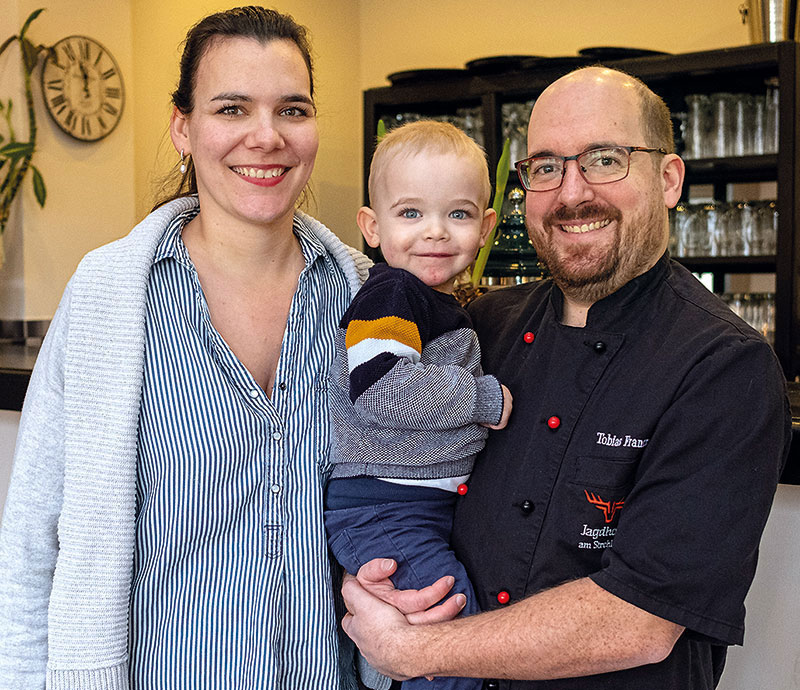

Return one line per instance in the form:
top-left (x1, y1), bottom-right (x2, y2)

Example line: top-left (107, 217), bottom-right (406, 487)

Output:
top-left (544, 204), bottom-right (623, 225)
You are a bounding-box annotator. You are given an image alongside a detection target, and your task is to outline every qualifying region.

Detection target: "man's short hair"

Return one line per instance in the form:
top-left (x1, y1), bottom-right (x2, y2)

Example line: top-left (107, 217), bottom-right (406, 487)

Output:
top-left (368, 120), bottom-right (492, 208)
top-left (568, 66), bottom-right (676, 154)
top-left (631, 75), bottom-right (676, 154)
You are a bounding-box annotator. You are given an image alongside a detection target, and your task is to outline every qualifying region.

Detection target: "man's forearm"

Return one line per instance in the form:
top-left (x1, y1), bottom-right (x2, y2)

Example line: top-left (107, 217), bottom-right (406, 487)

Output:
top-left (343, 576), bottom-right (684, 681)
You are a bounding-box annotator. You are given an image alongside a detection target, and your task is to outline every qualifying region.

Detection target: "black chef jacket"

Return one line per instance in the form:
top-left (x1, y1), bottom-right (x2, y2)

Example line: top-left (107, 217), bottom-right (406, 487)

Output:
top-left (452, 255), bottom-right (791, 690)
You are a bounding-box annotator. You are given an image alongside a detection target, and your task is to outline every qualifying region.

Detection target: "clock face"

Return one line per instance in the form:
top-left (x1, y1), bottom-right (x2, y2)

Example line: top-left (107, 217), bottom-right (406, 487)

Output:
top-left (41, 35), bottom-right (125, 142)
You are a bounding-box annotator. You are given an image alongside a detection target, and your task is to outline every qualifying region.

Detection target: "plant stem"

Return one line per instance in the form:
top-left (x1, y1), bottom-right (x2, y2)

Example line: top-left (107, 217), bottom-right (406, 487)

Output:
top-left (0, 54), bottom-right (36, 234)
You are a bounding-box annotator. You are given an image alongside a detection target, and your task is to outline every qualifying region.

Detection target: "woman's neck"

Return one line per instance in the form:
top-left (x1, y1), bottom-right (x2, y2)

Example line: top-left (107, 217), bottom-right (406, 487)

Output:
top-left (181, 209), bottom-right (305, 283)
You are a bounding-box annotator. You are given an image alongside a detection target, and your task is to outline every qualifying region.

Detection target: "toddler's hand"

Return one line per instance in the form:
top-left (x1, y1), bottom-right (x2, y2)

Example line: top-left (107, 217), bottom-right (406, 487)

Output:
top-left (484, 384), bottom-right (513, 430)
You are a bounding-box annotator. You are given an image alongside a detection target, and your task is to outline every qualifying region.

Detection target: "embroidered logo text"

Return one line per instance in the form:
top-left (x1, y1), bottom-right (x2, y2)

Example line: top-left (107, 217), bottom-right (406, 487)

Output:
top-left (595, 432), bottom-right (649, 448)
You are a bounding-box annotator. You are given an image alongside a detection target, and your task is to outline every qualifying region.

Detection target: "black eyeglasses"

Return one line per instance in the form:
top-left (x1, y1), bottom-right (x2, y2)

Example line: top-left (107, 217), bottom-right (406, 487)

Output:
top-left (515, 146), bottom-right (668, 192)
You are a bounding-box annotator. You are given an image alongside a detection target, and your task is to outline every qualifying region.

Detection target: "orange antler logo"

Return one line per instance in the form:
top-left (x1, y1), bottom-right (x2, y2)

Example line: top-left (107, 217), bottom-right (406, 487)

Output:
top-left (584, 490), bottom-right (625, 524)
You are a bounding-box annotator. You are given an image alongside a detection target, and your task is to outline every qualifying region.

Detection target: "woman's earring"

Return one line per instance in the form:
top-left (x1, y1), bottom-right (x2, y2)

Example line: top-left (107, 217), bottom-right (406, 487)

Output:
top-left (180, 149), bottom-right (186, 174)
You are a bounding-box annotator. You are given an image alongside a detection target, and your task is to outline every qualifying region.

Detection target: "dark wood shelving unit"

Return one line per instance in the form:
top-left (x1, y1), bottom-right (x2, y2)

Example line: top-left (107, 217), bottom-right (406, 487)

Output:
top-left (364, 41), bottom-right (800, 378)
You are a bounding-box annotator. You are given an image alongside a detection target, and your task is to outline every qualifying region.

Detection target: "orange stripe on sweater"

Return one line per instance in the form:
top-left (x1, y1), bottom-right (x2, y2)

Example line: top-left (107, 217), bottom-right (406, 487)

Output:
top-left (345, 316), bottom-right (422, 352)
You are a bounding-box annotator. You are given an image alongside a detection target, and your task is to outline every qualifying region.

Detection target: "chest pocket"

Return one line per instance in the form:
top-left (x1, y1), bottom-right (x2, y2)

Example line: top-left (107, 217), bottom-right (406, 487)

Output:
top-left (570, 455), bottom-right (639, 491)
top-left (566, 455), bottom-right (638, 539)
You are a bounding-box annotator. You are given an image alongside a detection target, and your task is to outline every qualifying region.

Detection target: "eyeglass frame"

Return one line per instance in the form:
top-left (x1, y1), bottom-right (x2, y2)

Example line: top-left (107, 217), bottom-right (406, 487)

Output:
top-left (514, 145), bottom-right (669, 192)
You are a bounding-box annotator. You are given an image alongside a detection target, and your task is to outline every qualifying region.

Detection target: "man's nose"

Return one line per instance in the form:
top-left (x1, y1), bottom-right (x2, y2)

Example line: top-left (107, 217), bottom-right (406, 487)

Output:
top-left (556, 159), bottom-right (595, 207)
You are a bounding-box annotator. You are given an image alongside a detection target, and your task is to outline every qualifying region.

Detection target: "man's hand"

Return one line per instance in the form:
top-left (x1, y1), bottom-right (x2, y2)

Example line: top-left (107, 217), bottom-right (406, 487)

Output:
top-left (353, 558), bottom-right (466, 623)
top-left (342, 569), bottom-right (428, 680)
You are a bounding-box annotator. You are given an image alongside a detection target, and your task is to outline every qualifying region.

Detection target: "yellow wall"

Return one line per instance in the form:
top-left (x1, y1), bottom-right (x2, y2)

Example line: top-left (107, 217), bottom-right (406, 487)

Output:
top-left (358, 0), bottom-right (750, 89)
top-left (130, 0), bottom-right (363, 248)
top-left (0, 0), bottom-right (136, 320)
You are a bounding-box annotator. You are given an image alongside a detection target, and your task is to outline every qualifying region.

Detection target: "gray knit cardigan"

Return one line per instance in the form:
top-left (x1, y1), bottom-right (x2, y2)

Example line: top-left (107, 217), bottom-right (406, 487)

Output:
top-left (0, 196), bottom-right (371, 690)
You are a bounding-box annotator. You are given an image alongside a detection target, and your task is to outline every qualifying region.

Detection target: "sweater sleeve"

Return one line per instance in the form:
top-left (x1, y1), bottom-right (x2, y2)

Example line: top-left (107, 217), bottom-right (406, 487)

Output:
top-left (343, 272), bottom-right (503, 430)
top-left (0, 282), bottom-right (71, 689)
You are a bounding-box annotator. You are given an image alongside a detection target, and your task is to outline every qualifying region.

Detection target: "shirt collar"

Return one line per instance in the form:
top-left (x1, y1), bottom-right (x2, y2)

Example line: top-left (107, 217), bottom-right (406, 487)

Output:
top-left (152, 205), bottom-right (199, 268)
top-left (292, 213), bottom-right (334, 272)
top-left (549, 252), bottom-right (671, 329)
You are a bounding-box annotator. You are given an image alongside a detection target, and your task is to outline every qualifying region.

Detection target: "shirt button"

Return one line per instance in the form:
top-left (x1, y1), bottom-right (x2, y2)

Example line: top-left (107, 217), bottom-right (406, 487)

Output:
top-left (248, 388), bottom-right (259, 398)
top-left (523, 331), bottom-right (535, 344)
top-left (457, 483), bottom-right (468, 495)
top-left (547, 416), bottom-right (561, 429)
top-left (497, 591), bottom-right (510, 605)
top-left (520, 500), bottom-right (534, 514)
top-left (279, 382), bottom-right (287, 390)
top-left (270, 484), bottom-right (282, 494)
top-left (272, 431), bottom-right (283, 441)
top-left (486, 683), bottom-right (500, 690)
top-left (593, 341), bottom-right (607, 354)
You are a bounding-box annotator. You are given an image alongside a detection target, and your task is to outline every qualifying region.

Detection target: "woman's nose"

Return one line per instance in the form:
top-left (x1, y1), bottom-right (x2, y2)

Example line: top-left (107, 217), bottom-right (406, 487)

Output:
top-left (247, 116), bottom-right (285, 150)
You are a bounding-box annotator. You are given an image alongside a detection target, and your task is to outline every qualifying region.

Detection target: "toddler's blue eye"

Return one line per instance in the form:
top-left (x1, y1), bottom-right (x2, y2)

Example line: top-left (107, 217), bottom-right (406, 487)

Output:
top-left (401, 208), bottom-right (421, 219)
top-left (450, 210), bottom-right (470, 220)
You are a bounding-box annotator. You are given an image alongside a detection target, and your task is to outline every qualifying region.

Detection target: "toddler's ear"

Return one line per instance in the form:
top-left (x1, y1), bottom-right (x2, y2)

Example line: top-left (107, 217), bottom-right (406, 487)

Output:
top-left (479, 207), bottom-right (497, 247)
top-left (357, 206), bottom-right (381, 248)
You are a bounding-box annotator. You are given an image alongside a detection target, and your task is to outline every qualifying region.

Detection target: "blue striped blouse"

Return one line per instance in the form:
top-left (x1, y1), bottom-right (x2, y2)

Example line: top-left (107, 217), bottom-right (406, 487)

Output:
top-left (129, 209), bottom-right (354, 689)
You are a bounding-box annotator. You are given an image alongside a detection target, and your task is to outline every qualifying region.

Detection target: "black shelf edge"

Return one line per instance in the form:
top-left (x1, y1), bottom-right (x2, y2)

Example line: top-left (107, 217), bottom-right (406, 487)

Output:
top-left (684, 154), bottom-right (778, 183)
top-left (674, 255), bottom-right (777, 272)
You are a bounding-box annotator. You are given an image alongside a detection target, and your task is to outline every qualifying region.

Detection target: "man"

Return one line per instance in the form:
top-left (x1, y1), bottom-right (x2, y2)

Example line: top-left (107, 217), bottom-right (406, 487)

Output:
top-left (341, 66), bottom-right (791, 689)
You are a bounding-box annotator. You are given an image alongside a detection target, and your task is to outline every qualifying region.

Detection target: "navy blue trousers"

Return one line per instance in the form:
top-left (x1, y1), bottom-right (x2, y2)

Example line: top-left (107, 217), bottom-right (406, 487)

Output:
top-left (325, 490), bottom-right (482, 690)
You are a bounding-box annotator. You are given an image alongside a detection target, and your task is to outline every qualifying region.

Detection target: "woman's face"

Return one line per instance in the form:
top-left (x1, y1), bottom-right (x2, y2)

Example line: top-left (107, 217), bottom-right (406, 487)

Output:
top-left (170, 37), bottom-right (318, 231)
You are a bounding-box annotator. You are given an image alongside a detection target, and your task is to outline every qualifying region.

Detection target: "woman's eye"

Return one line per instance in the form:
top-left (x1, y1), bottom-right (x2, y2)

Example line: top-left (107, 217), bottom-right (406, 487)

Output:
top-left (282, 106), bottom-right (312, 117)
top-left (401, 208), bottom-right (421, 219)
top-left (218, 105), bottom-right (244, 116)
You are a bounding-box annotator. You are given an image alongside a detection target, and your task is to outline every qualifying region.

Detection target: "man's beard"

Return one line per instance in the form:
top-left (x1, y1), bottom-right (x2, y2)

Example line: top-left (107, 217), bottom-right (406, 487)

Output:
top-left (530, 201), bottom-right (665, 305)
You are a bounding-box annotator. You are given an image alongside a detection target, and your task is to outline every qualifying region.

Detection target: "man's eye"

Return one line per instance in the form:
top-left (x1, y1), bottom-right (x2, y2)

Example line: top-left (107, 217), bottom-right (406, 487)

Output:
top-left (585, 151), bottom-right (624, 168)
top-left (533, 162), bottom-right (559, 176)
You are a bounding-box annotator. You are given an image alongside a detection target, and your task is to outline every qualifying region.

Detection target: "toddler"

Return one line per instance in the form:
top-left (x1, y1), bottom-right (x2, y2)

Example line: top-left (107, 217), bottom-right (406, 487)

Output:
top-left (325, 120), bottom-right (512, 690)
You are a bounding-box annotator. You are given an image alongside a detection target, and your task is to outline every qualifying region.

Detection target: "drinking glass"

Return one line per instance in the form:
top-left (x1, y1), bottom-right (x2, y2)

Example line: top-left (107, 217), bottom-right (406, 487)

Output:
top-left (711, 93), bottom-right (736, 158)
top-left (684, 94), bottom-right (711, 159)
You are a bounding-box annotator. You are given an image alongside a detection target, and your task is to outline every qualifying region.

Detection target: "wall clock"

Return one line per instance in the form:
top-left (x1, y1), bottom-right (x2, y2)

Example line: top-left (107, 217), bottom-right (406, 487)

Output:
top-left (40, 35), bottom-right (125, 142)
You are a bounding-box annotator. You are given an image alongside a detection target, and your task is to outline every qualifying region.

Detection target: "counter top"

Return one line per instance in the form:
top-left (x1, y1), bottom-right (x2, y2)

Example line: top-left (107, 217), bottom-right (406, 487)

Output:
top-left (0, 343), bottom-right (40, 412)
top-left (2, 343), bottom-right (800, 483)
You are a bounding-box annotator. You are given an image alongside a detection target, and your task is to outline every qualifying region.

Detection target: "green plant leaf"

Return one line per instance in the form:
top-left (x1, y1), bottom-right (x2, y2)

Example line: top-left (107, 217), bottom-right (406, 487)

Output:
top-left (19, 8), bottom-right (44, 42)
top-left (0, 35), bottom-right (16, 59)
top-left (30, 164), bottom-right (46, 207)
top-left (377, 119), bottom-right (387, 142)
top-left (0, 141), bottom-right (34, 159)
top-left (471, 138), bottom-right (512, 286)
top-left (21, 37), bottom-right (40, 75)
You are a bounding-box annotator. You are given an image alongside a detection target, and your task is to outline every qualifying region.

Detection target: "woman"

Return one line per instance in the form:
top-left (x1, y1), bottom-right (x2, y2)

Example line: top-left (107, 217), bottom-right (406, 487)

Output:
top-left (0, 7), bottom-right (370, 689)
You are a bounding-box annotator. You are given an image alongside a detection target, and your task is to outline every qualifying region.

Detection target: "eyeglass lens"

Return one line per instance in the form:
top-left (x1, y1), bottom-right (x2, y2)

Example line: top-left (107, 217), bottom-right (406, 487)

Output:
top-left (520, 147), bottom-right (632, 191)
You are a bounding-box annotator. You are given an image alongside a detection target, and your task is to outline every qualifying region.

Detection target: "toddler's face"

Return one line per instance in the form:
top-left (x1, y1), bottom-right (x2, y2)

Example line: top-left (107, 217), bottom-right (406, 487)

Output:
top-left (361, 151), bottom-right (495, 293)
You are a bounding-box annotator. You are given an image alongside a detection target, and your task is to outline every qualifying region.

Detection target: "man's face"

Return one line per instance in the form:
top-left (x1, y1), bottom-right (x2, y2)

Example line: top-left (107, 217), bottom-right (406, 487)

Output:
top-left (524, 70), bottom-right (674, 303)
